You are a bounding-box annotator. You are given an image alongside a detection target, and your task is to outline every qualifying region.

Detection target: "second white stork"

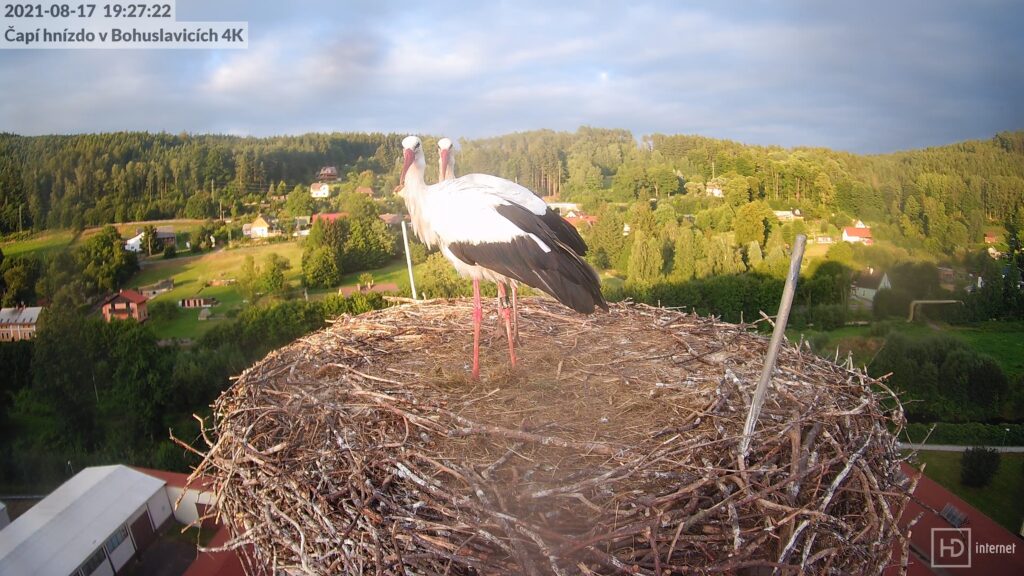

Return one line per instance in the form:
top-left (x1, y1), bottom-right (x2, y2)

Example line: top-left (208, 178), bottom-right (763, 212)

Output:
top-left (399, 135), bottom-right (607, 379)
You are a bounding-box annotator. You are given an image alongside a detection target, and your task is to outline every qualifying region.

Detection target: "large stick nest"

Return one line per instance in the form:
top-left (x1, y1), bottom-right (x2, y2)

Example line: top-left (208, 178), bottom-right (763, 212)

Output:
top-left (188, 297), bottom-right (911, 575)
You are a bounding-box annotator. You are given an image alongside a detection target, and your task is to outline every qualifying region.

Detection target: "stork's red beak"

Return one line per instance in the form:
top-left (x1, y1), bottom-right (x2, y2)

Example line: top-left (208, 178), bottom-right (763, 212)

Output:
top-left (401, 148), bottom-right (415, 185)
top-left (439, 148), bottom-right (450, 180)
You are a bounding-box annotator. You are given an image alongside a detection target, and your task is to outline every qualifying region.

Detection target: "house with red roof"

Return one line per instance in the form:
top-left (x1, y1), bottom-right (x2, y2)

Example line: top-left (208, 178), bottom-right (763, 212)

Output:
top-left (565, 214), bottom-right (598, 229)
top-left (842, 220), bottom-right (874, 245)
top-left (886, 462), bottom-right (1024, 575)
top-left (101, 290), bottom-right (149, 323)
top-left (312, 212), bottom-right (348, 224)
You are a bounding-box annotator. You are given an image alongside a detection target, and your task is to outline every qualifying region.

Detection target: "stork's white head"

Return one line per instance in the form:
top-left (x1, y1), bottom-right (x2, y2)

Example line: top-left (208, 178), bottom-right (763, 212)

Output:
top-left (400, 135), bottom-right (425, 186)
top-left (437, 137), bottom-right (454, 182)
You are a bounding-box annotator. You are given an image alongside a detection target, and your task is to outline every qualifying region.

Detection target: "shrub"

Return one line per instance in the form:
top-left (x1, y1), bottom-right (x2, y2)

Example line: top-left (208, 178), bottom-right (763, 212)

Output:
top-left (960, 446), bottom-right (1000, 487)
top-left (163, 245), bottom-right (177, 259)
top-left (148, 300), bottom-right (180, 322)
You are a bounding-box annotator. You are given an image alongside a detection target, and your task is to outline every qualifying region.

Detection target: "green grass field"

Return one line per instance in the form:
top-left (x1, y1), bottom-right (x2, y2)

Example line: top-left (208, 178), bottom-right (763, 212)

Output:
top-left (796, 321), bottom-right (1024, 378)
top-left (133, 242), bottom-right (417, 338)
top-left (0, 230), bottom-right (76, 258)
top-left (77, 219), bottom-right (208, 243)
top-left (910, 450), bottom-right (1024, 533)
top-left (132, 242), bottom-right (305, 339)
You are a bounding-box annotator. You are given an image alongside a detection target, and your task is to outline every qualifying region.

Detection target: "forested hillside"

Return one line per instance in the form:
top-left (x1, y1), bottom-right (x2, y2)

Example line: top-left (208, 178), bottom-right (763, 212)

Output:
top-left (0, 132), bottom-right (405, 231)
top-left (2, 129), bottom-right (1022, 250)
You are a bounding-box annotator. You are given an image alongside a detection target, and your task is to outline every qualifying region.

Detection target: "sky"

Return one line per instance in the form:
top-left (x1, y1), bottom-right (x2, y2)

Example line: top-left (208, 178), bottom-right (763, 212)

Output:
top-left (1, 0), bottom-right (1022, 153)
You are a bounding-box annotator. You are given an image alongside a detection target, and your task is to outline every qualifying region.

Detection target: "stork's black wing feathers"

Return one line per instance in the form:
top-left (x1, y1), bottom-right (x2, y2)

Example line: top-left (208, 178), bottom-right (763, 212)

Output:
top-left (540, 208), bottom-right (588, 255)
top-left (447, 203), bottom-right (608, 314)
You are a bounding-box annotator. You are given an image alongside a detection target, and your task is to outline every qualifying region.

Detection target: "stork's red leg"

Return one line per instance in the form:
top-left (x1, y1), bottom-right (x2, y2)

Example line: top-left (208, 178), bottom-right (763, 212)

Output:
top-left (472, 278), bottom-right (482, 379)
top-left (497, 282), bottom-right (517, 368)
top-left (511, 282), bottom-right (520, 344)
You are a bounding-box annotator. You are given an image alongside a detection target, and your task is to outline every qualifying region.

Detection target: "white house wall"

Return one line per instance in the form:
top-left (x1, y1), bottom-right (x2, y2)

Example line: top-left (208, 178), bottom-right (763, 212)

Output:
top-left (85, 558), bottom-right (114, 576)
top-left (165, 486), bottom-right (214, 525)
top-left (107, 536), bottom-right (135, 572)
top-left (145, 491), bottom-right (173, 528)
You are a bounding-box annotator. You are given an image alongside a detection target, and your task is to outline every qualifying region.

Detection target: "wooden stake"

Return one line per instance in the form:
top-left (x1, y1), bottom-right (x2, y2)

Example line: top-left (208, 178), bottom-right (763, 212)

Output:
top-left (740, 234), bottom-right (807, 460)
top-left (402, 220), bottom-right (418, 300)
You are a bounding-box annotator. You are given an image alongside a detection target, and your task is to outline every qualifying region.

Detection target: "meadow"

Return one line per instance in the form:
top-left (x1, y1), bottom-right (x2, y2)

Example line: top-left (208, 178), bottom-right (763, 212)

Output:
top-left (131, 241), bottom-right (305, 339)
top-left (0, 230), bottom-right (76, 258)
top-left (794, 321), bottom-right (1024, 380)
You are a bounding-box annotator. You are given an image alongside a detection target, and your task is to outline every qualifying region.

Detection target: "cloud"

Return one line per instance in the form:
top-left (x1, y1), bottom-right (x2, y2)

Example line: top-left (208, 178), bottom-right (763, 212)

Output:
top-left (0, 0), bottom-right (1021, 152)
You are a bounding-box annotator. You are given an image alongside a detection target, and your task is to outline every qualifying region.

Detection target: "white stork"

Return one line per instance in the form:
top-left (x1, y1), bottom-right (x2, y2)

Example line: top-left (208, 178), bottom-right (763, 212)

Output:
top-left (399, 135), bottom-right (606, 379)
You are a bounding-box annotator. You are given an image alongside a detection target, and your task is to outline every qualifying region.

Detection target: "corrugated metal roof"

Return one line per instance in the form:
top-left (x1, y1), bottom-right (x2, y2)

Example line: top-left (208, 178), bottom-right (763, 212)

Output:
top-left (0, 307), bottom-right (42, 325)
top-left (0, 465), bottom-right (166, 576)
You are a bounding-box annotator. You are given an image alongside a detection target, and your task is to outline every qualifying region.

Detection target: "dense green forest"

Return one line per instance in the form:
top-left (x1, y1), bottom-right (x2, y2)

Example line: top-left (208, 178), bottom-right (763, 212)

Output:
top-left (2, 129), bottom-right (1022, 246)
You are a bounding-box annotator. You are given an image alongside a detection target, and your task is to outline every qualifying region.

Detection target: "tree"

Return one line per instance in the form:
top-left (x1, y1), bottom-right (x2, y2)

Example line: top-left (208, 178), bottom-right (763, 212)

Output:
top-left (303, 246), bottom-right (342, 288)
top-left (285, 184), bottom-right (312, 217)
top-left (961, 447), bottom-right (1000, 488)
top-left (745, 241), bottom-right (763, 271)
top-left (414, 252), bottom-right (471, 298)
top-left (627, 231), bottom-right (663, 284)
top-left (259, 253), bottom-right (291, 296)
top-left (671, 229), bottom-right (696, 281)
top-left (734, 201), bottom-right (775, 247)
top-left (76, 225), bottom-right (138, 295)
top-left (142, 224), bottom-right (159, 256)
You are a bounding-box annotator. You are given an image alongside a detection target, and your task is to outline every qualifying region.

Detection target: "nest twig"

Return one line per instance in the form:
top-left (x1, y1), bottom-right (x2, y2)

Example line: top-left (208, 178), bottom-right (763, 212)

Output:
top-left (183, 297), bottom-right (910, 575)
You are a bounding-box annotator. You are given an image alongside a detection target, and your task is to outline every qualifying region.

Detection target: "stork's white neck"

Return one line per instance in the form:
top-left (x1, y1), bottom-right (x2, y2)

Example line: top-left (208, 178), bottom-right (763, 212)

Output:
top-left (401, 152), bottom-right (434, 245)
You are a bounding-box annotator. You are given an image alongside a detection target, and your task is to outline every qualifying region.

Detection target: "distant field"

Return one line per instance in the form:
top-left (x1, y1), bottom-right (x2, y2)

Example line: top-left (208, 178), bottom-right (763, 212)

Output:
top-left (0, 230), bottom-right (76, 258)
top-left (132, 241), bottom-right (305, 339)
top-left (133, 243), bottom-right (416, 338)
top-left (796, 321), bottom-right (1024, 378)
top-left (910, 450), bottom-right (1024, 533)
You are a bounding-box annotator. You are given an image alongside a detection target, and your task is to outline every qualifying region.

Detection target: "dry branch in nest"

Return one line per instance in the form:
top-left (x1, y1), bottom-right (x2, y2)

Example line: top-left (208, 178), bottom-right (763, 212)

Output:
top-left (185, 297), bottom-right (911, 575)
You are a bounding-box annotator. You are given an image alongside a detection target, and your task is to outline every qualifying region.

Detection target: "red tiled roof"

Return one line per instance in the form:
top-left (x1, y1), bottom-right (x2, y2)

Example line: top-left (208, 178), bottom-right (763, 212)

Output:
top-left (102, 289), bottom-right (148, 307)
top-left (312, 212), bottom-right (349, 223)
top-left (378, 213), bottom-right (404, 225)
top-left (565, 215), bottom-right (598, 228)
top-left (886, 462), bottom-right (1024, 576)
top-left (181, 524), bottom-right (248, 576)
top-left (132, 466), bottom-right (216, 491)
top-left (355, 186), bottom-right (374, 196)
top-left (843, 226), bottom-right (873, 238)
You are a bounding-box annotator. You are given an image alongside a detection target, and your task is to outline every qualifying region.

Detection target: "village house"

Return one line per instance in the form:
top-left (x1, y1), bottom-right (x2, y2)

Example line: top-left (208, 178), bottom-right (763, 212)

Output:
top-left (378, 213), bottom-right (404, 227)
top-left (312, 212), bottom-right (348, 225)
top-left (547, 202), bottom-right (582, 214)
top-left (565, 214), bottom-right (598, 229)
top-left (101, 290), bottom-right (149, 323)
top-left (249, 215), bottom-right (276, 238)
top-left (137, 278), bottom-right (174, 299)
top-left (850, 268), bottom-right (891, 307)
top-left (842, 220), bottom-right (873, 245)
top-left (124, 228), bottom-right (176, 253)
top-left (316, 166), bottom-right (339, 181)
top-left (309, 183), bottom-right (330, 198)
top-left (773, 209), bottom-right (803, 222)
top-left (705, 183), bottom-right (724, 198)
top-left (179, 297), bottom-right (219, 309)
top-left (0, 306), bottom-right (42, 342)
top-left (984, 232), bottom-right (998, 244)
top-left (355, 186), bottom-right (374, 197)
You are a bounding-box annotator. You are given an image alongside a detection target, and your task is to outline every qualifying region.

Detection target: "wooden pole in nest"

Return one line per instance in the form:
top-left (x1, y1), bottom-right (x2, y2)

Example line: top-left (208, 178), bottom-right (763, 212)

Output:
top-left (402, 220), bottom-right (418, 300)
top-left (740, 234), bottom-right (807, 460)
